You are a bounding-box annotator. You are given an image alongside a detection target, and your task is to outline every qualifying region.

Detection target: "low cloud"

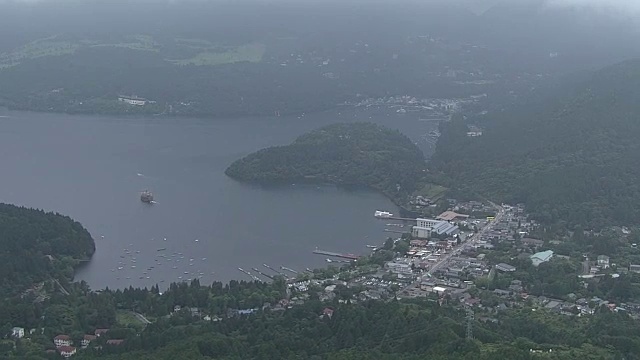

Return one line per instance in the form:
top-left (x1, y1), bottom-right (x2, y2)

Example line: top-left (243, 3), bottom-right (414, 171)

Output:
top-left (545, 0), bottom-right (640, 14)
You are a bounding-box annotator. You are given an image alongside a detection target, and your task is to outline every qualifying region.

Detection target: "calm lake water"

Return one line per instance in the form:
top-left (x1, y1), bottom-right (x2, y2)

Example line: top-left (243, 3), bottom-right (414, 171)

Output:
top-left (0, 107), bottom-right (437, 289)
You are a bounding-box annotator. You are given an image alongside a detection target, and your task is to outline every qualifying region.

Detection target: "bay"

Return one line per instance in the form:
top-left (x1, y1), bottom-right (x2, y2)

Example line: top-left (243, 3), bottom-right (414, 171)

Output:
top-left (0, 107), bottom-right (437, 289)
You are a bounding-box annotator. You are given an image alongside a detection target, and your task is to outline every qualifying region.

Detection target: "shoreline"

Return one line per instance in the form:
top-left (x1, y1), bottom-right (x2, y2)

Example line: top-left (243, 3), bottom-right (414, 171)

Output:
top-left (0, 103), bottom-right (345, 122)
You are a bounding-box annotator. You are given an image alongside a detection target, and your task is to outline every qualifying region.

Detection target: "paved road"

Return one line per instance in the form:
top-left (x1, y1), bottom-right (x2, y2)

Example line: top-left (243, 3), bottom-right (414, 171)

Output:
top-left (132, 311), bottom-right (152, 324)
top-left (54, 279), bottom-right (70, 296)
top-left (426, 204), bottom-right (505, 275)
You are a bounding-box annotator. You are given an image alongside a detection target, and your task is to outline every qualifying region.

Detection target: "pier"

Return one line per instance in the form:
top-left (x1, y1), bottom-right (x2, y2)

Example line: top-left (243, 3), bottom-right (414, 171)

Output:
top-left (237, 267), bottom-right (261, 281)
top-left (379, 216), bottom-right (417, 222)
top-left (384, 229), bottom-right (406, 234)
top-left (313, 249), bottom-right (359, 260)
top-left (280, 266), bottom-right (298, 274)
top-left (263, 263), bottom-right (287, 277)
top-left (252, 267), bottom-right (274, 280)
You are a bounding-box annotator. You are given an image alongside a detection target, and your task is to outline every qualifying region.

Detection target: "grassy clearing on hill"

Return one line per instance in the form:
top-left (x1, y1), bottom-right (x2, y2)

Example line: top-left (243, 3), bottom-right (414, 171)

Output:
top-left (167, 43), bottom-right (265, 66)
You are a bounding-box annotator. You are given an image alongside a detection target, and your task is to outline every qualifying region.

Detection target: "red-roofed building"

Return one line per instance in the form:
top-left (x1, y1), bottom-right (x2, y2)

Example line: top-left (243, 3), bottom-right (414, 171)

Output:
top-left (54, 334), bottom-right (72, 348)
top-left (106, 339), bottom-right (125, 346)
top-left (82, 334), bottom-right (97, 348)
top-left (57, 346), bottom-right (76, 358)
top-left (322, 307), bottom-right (334, 319)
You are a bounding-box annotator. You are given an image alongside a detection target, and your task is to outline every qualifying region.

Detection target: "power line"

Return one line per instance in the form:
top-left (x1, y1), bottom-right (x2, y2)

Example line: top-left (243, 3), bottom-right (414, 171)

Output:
top-left (465, 306), bottom-right (474, 341)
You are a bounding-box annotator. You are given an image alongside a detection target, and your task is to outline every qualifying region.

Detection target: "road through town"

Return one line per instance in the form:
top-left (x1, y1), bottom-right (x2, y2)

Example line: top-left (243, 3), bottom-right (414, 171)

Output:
top-left (427, 204), bottom-right (505, 275)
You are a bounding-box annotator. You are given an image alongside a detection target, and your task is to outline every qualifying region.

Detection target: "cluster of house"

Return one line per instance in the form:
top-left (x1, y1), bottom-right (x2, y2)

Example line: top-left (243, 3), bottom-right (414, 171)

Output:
top-left (409, 195), bottom-right (432, 209)
top-left (461, 285), bottom-right (640, 318)
top-left (49, 329), bottom-right (122, 358)
top-left (6, 326), bottom-right (122, 358)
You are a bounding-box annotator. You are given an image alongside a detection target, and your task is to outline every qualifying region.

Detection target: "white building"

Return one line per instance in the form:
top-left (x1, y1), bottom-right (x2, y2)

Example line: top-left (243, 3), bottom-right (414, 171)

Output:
top-left (417, 218), bottom-right (440, 228)
top-left (58, 346), bottom-right (76, 358)
top-left (118, 95), bottom-right (147, 106)
top-left (11, 327), bottom-right (24, 339)
top-left (412, 218), bottom-right (459, 239)
top-left (597, 255), bottom-right (610, 269)
top-left (412, 226), bottom-right (432, 239)
top-left (54, 334), bottom-right (72, 348)
top-left (386, 262), bottom-right (413, 275)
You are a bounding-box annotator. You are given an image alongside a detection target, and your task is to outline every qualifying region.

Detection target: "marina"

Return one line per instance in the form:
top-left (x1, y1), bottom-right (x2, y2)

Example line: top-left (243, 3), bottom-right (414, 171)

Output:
top-left (251, 268), bottom-right (274, 280)
top-left (263, 263), bottom-right (287, 277)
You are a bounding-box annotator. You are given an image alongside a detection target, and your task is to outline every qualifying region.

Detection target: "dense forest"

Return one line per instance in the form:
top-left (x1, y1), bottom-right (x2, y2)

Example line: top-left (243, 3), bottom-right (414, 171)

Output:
top-left (225, 123), bottom-right (428, 206)
top-left (430, 59), bottom-right (640, 229)
top-left (0, 203), bottom-right (94, 296)
top-left (69, 293), bottom-right (640, 360)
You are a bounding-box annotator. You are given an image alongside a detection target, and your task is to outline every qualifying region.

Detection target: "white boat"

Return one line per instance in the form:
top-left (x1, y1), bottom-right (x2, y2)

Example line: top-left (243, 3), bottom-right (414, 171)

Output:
top-left (374, 210), bottom-right (394, 218)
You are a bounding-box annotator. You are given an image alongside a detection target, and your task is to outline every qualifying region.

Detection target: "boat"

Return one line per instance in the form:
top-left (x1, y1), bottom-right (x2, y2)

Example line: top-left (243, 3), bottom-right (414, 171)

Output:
top-left (140, 190), bottom-right (154, 203)
top-left (157, 248), bottom-right (166, 251)
top-left (374, 210), bottom-right (393, 218)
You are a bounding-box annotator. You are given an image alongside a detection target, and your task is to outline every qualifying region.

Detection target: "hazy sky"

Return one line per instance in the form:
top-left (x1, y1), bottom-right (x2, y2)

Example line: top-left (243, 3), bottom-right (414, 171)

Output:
top-left (2, 0), bottom-right (640, 15)
top-left (548, 0), bottom-right (640, 13)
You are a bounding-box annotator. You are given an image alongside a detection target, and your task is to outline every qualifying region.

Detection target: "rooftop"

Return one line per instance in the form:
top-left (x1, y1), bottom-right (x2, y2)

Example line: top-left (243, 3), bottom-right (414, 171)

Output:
top-left (531, 250), bottom-right (554, 266)
top-left (436, 211), bottom-right (469, 221)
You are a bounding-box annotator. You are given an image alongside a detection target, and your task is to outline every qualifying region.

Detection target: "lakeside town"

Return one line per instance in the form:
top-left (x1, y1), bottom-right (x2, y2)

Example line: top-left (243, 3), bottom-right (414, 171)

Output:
top-left (283, 198), bottom-right (640, 326)
top-left (11, 195), bottom-right (638, 357)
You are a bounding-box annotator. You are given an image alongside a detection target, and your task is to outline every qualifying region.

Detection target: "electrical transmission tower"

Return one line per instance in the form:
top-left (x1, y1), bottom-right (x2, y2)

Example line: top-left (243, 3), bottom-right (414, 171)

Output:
top-left (465, 306), bottom-right (474, 340)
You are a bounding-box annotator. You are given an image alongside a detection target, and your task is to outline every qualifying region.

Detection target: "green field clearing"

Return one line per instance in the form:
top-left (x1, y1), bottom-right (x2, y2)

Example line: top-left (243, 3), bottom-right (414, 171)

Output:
top-left (88, 34), bottom-right (159, 52)
top-left (0, 37), bottom-right (79, 68)
top-left (168, 43), bottom-right (266, 66)
top-left (414, 183), bottom-right (448, 202)
top-left (116, 310), bottom-right (145, 328)
top-left (0, 35), bottom-right (264, 69)
top-left (174, 37), bottom-right (215, 49)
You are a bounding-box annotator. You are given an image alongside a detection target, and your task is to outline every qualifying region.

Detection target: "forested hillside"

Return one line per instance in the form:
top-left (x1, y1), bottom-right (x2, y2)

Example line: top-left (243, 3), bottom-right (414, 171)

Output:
top-left (225, 123), bottom-right (428, 206)
top-left (0, 203), bottom-right (95, 294)
top-left (72, 298), bottom-right (638, 360)
top-left (431, 59), bottom-right (640, 228)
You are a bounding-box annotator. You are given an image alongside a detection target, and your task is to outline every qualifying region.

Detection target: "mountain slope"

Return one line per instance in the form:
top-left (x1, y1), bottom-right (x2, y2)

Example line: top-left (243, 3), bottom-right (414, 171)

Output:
top-left (431, 59), bottom-right (640, 228)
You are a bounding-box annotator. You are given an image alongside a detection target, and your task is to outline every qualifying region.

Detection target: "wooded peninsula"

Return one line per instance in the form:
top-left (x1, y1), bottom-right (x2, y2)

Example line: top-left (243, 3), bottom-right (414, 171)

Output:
top-left (225, 122), bottom-right (429, 208)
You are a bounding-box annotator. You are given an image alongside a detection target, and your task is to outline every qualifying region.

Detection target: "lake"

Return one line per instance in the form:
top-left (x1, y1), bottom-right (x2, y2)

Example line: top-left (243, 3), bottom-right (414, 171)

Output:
top-left (0, 107), bottom-right (437, 289)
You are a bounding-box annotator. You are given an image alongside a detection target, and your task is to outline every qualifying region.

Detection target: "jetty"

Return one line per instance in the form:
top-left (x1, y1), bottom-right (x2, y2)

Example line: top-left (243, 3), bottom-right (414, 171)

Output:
top-left (252, 267), bottom-right (274, 280)
top-left (237, 267), bottom-right (261, 281)
top-left (384, 229), bottom-right (406, 234)
top-left (380, 216), bottom-right (417, 222)
top-left (313, 249), bottom-right (359, 260)
top-left (280, 266), bottom-right (298, 275)
top-left (263, 263), bottom-right (287, 277)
